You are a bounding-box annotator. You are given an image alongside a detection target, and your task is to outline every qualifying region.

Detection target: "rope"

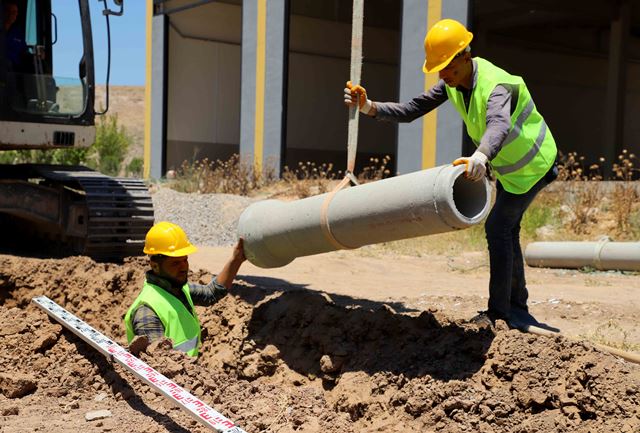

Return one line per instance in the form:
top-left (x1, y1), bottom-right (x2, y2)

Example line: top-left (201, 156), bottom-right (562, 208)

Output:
top-left (318, 0), bottom-right (364, 250)
top-left (347, 0), bottom-right (364, 174)
top-left (319, 177), bottom-right (353, 250)
top-left (524, 325), bottom-right (640, 365)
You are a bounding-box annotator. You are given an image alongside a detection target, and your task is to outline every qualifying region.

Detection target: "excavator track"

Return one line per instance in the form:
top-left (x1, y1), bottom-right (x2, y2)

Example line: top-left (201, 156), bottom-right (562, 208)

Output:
top-left (0, 164), bottom-right (154, 260)
top-left (36, 165), bottom-right (155, 259)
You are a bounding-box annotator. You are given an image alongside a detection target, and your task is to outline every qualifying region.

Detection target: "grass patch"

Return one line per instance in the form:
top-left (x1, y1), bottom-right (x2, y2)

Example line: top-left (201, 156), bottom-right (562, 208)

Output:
top-left (367, 223), bottom-right (487, 257)
top-left (521, 193), bottom-right (560, 241)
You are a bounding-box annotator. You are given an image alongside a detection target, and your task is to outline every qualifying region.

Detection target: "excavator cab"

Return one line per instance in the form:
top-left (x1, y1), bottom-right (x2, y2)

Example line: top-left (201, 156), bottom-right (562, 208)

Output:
top-left (0, 0), bottom-right (154, 260)
top-left (0, 0), bottom-right (95, 148)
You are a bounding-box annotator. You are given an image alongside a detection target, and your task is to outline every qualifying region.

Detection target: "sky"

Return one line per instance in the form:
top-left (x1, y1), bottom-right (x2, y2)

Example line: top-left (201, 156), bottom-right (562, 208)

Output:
top-left (51, 0), bottom-right (146, 86)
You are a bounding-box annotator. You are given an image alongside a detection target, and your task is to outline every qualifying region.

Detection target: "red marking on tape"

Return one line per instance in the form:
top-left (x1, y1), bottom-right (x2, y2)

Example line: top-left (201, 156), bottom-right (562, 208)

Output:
top-left (106, 343), bottom-right (236, 427)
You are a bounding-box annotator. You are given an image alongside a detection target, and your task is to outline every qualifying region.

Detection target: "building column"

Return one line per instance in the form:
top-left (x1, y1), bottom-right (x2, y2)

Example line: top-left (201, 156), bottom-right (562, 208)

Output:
top-left (240, 0), bottom-right (288, 175)
top-left (396, 0), bottom-right (470, 175)
top-left (145, 2), bottom-right (167, 180)
top-left (604, 0), bottom-right (630, 171)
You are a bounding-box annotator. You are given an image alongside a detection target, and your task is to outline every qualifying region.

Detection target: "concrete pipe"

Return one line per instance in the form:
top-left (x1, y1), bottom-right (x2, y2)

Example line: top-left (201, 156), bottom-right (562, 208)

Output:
top-left (238, 164), bottom-right (492, 268)
top-left (525, 239), bottom-right (640, 271)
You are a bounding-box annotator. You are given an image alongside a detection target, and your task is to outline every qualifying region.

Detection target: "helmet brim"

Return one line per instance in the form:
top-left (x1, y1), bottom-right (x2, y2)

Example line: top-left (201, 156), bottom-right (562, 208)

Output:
top-left (423, 54), bottom-right (458, 73)
top-left (144, 244), bottom-right (198, 257)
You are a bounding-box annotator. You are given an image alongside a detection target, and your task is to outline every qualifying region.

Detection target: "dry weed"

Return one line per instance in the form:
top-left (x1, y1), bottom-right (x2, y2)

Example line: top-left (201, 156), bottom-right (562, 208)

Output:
top-left (610, 150), bottom-right (639, 234)
top-left (557, 151), bottom-right (603, 234)
top-left (281, 155), bottom-right (392, 198)
top-left (612, 149), bottom-right (639, 181)
top-left (169, 154), bottom-right (393, 199)
top-left (556, 150), bottom-right (640, 236)
top-left (611, 182), bottom-right (638, 234)
top-left (556, 151), bottom-right (604, 182)
top-left (169, 154), bottom-right (277, 195)
top-left (357, 155), bottom-right (392, 182)
top-left (282, 161), bottom-right (339, 198)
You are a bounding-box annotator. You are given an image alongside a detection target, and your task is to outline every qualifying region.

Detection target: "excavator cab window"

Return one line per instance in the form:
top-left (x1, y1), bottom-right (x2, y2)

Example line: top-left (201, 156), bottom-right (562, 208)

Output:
top-left (0, 0), bottom-right (94, 126)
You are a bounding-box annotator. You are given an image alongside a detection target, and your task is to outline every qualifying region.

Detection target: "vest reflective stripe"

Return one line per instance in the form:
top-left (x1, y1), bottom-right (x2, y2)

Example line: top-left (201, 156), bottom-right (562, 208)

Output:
top-left (495, 121), bottom-right (547, 175)
top-left (471, 99), bottom-right (535, 148)
top-left (173, 335), bottom-right (199, 354)
top-left (502, 99), bottom-right (535, 146)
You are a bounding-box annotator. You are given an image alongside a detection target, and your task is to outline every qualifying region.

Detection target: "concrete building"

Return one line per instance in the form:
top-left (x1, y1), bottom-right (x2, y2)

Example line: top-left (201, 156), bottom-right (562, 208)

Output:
top-left (144, 0), bottom-right (640, 179)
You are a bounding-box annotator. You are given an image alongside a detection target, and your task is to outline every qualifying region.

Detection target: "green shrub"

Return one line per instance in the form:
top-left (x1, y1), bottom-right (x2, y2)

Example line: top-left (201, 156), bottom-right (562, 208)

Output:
top-left (126, 157), bottom-right (144, 178)
top-left (46, 147), bottom-right (90, 165)
top-left (0, 147), bottom-right (89, 165)
top-left (88, 114), bottom-right (130, 176)
top-left (0, 150), bottom-right (24, 164)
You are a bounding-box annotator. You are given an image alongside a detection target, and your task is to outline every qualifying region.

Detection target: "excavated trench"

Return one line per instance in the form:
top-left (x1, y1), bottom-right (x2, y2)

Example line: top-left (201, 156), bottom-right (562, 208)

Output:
top-left (0, 254), bottom-right (638, 432)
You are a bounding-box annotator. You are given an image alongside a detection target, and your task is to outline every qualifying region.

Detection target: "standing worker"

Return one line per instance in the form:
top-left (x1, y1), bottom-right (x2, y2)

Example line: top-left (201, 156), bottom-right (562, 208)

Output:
top-left (3, 0), bottom-right (29, 71)
top-left (344, 19), bottom-right (558, 328)
top-left (124, 222), bottom-right (246, 356)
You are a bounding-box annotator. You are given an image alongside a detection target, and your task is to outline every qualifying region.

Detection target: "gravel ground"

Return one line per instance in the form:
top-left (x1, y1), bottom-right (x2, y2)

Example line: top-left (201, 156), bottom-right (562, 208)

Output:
top-left (150, 187), bottom-right (257, 246)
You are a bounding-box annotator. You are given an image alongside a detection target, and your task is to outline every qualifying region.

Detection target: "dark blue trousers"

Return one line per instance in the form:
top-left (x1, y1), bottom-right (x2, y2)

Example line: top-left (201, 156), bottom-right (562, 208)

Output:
top-left (485, 165), bottom-right (557, 321)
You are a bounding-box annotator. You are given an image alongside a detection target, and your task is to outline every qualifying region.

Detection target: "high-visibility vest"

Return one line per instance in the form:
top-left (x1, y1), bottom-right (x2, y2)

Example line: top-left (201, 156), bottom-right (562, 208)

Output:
top-left (445, 57), bottom-right (557, 194)
top-left (124, 280), bottom-right (201, 357)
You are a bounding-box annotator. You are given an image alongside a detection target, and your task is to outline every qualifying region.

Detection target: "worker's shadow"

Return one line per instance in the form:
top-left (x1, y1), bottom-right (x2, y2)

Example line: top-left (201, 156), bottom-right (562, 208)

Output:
top-left (236, 276), bottom-right (494, 383)
top-left (67, 338), bottom-right (193, 433)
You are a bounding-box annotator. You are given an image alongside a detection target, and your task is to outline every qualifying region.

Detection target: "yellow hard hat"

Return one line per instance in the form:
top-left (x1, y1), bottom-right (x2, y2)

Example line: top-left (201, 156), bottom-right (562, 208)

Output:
top-left (143, 221), bottom-right (198, 257)
top-left (422, 19), bottom-right (473, 73)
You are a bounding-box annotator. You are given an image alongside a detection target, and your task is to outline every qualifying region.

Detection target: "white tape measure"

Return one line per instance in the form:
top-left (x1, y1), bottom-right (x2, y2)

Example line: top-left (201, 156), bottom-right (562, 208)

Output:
top-left (32, 296), bottom-right (247, 433)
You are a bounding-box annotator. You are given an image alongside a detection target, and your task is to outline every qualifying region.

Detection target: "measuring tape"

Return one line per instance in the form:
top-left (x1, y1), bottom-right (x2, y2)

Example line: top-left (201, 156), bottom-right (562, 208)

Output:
top-left (31, 296), bottom-right (247, 433)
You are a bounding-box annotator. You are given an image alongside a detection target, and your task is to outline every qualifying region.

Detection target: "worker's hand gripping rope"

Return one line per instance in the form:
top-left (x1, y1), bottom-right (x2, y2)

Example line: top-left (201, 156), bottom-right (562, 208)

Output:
top-left (344, 81), bottom-right (374, 115)
top-left (452, 150), bottom-right (489, 181)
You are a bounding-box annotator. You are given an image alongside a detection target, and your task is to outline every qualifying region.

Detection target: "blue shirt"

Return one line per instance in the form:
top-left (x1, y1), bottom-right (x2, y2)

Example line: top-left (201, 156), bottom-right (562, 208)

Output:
top-left (5, 25), bottom-right (27, 68)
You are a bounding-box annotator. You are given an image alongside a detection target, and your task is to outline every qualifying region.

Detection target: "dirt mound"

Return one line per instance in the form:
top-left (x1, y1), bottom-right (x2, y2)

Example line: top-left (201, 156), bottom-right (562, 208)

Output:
top-left (0, 254), bottom-right (638, 432)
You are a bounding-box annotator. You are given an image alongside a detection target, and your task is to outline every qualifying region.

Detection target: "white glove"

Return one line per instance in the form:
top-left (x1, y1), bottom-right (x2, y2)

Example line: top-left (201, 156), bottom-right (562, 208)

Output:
top-left (344, 81), bottom-right (374, 115)
top-left (452, 150), bottom-right (488, 181)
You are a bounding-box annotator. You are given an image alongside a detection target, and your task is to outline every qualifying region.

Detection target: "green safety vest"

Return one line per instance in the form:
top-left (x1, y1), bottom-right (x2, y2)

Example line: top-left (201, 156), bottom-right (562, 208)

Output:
top-left (445, 57), bottom-right (557, 194)
top-left (124, 280), bottom-right (201, 357)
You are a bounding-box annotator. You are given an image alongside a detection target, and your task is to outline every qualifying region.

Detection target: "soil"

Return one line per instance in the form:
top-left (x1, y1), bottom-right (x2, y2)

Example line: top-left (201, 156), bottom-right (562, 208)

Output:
top-left (1, 250), bottom-right (639, 432)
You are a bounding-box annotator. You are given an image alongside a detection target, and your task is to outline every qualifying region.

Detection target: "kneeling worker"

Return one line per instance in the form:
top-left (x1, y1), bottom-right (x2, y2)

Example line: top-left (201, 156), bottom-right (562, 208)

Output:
top-left (125, 221), bottom-right (246, 356)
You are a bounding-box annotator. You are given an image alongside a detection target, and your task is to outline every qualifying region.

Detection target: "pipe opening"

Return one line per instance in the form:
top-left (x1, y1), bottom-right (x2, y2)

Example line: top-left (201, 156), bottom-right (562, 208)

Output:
top-left (452, 176), bottom-right (489, 219)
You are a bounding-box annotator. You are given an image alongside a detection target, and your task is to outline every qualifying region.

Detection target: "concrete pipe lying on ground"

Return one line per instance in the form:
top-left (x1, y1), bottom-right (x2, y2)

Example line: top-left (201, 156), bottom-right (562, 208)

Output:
top-left (525, 239), bottom-right (640, 272)
top-left (238, 164), bottom-right (492, 268)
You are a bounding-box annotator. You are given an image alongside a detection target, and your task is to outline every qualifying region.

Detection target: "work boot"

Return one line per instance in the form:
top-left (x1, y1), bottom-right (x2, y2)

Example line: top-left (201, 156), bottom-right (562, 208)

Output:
top-left (469, 310), bottom-right (495, 329)
top-left (510, 306), bottom-right (536, 327)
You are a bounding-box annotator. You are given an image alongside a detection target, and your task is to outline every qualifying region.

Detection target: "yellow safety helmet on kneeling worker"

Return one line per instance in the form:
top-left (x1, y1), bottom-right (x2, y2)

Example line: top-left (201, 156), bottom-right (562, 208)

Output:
top-left (143, 221), bottom-right (198, 257)
top-left (423, 18), bottom-right (473, 73)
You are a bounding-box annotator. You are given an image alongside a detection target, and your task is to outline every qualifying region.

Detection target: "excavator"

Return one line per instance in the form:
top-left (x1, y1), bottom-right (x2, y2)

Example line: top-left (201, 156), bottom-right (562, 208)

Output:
top-left (0, 0), bottom-right (153, 260)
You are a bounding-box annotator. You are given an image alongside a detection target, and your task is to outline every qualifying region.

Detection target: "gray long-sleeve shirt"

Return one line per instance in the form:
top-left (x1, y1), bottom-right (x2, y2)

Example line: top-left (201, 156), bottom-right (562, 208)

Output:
top-left (374, 59), bottom-right (514, 160)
